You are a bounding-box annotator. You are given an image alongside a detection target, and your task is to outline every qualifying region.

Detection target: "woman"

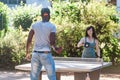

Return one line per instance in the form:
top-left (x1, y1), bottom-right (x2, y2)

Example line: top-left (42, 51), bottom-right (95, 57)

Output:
top-left (77, 26), bottom-right (101, 80)
top-left (77, 25), bottom-right (100, 58)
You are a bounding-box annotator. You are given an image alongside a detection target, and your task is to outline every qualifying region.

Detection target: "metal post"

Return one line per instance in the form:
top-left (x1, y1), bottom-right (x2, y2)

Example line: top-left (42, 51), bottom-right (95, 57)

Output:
top-left (0, 14), bottom-right (3, 30)
top-left (117, 0), bottom-right (120, 12)
top-left (17, 0), bottom-right (19, 5)
top-left (7, 0), bottom-right (9, 4)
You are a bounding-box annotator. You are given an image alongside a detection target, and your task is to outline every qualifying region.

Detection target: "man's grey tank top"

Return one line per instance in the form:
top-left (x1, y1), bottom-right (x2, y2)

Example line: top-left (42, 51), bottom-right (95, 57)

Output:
top-left (82, 37), bottom-right (96, 58)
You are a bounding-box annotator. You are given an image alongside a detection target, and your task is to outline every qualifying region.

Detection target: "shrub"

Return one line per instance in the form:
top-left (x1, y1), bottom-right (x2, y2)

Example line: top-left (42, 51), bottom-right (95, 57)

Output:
top-left (0, 2), bottom-right (9, 37)
top-left (51, 2), bottom-right (81, 24)
top-left (0, 28), bottom-right (27, 69)
top-left (12, 5), bottom-right (41, 31)
top-left (54, 23), bottom-right (86, 57)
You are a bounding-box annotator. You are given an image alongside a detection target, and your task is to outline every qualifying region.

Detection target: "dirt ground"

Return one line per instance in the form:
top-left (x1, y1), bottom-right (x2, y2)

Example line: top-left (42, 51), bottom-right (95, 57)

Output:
top-left (100, 63), bottom-right (120, 79)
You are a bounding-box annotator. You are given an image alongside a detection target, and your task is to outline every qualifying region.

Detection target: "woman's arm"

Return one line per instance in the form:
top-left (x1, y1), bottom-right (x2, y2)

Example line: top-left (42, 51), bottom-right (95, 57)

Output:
top-left (77, 38), bottom-right (84, 48)
top-left (95, 40), bottom-right (100, 58)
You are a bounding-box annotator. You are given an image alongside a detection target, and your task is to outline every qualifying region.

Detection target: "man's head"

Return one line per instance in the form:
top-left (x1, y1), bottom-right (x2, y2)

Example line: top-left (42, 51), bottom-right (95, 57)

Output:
top-left (41, 8), bottom-right (50, 22)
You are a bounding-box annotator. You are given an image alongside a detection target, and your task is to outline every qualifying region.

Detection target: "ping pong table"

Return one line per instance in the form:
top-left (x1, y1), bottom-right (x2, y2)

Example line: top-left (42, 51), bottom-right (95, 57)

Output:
top-left (15, 57), bottom-right (112, 80)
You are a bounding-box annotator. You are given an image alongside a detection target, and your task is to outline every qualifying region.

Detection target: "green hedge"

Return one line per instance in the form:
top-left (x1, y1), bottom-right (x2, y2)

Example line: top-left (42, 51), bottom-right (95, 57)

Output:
top-left (12, 5), bottom-right (41, 31)
top-left (0, 28), bottom-right (27, 69)
top-left (0, 2), bottom-right (9, 37)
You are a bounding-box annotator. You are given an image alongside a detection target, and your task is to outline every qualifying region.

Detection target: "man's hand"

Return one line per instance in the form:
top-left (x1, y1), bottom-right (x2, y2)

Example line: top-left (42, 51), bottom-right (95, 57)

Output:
top-left (55, 47), bottom-right (62, 54)
top-left (52, 46), bottom-right (62, 54)
top-left (50, 32), bottom-right (62, 54)
top-left (25, 54), bottom-right (31, 61)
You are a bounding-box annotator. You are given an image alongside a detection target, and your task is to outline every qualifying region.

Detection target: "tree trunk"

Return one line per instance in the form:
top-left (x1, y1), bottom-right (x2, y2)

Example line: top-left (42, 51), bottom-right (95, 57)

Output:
top-left (110, 0), bottom-right (116, 5)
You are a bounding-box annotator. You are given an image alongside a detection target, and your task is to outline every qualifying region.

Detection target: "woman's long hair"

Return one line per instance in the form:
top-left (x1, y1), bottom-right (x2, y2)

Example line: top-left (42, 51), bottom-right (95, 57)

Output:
top-left (85, 26), bottom-right (98, 40)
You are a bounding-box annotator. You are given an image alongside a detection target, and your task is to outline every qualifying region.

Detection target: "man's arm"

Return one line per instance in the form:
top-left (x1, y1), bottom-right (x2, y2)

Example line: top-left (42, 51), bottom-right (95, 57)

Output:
top-left (25, 29), bottom-right (34, 61)
top-left (50, 32), bottom-right (57, 51)
top-left (50, 32), bottom-right (56, 47)
top-left (49, 32), bottom-right (62, 54)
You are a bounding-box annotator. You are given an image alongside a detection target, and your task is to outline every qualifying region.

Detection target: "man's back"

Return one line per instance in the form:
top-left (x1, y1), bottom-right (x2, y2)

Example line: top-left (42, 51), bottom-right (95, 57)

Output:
top-left (32, 21), bottom-right (56, 51)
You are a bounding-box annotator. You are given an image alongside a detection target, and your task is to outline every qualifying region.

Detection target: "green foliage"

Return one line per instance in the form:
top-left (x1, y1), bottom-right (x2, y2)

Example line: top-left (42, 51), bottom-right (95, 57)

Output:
top-left (0, 2), bottom-right (9, 37)
top-left (102, 36), bottom-right (120, 65)
top-left (0, 28), bottom-right (27, 69)
top-left (12, 5), bottom-right (40, 31)
top-left (52, 2), bottom-right (81, 24)
top-left (55, 23), bottom-right (86, 57)
top-left (81, 0), bottom-right (90, 3)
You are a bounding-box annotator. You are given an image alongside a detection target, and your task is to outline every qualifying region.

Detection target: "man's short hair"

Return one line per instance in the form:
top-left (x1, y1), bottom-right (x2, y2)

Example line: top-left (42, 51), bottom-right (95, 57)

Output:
top-left (41, 8), bottom-right (50, 15)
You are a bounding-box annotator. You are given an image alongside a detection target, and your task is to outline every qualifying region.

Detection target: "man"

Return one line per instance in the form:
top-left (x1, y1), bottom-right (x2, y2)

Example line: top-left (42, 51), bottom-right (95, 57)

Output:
top-left (25, 8), bottom-right (62, 80)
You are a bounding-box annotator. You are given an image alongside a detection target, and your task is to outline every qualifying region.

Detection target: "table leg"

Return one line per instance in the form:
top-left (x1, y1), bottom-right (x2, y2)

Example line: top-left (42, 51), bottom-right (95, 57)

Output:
top-left (74, 72), bottom-right (87, 80)
top-left (56, 72), bottom-right (61, 80)
top-left (89, 69), bottom-right (100, 80)
top-left (39, 72), bottom-right (42, 80)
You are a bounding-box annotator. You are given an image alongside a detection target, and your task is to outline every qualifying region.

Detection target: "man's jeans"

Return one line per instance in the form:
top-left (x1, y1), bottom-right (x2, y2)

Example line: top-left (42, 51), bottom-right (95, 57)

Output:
top-left (30, 52), bottom-right (56, 80)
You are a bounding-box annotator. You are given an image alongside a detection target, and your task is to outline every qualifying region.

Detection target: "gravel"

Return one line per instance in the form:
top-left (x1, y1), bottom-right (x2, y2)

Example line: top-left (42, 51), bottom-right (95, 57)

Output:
top-left (0, 71), bottom-right (120, 80)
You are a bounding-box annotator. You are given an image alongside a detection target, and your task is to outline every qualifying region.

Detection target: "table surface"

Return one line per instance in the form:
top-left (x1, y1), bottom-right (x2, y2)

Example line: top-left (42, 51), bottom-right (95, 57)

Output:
top-left (15, 58), bottom-right (112, 72)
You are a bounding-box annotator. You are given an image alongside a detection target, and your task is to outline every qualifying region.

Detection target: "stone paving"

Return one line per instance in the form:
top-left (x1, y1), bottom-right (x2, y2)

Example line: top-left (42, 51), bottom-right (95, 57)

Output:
top-left (0, 71), bottom-right (120, 80)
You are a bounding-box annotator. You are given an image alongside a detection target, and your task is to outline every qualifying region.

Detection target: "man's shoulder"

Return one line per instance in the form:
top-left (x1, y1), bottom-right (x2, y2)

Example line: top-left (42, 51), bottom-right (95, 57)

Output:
top-left (48, 22), bottom-right (55, 25)
top-left (32, 21), bottom-right (41, 26)
top-left (48, 22), bottom-right (54, 25)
